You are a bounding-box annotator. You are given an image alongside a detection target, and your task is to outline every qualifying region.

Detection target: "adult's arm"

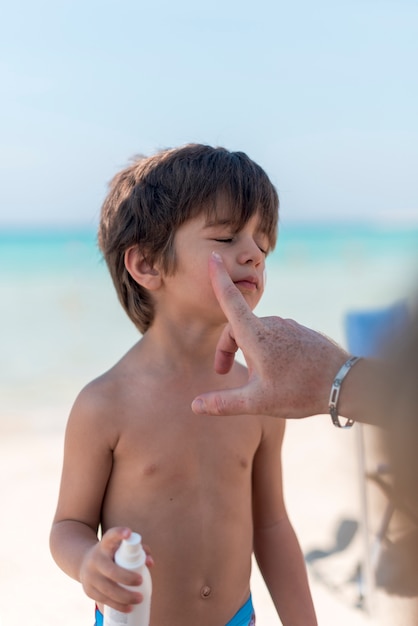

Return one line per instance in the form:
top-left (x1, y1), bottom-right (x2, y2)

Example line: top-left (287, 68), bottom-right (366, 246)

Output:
top-left (192, 252), bottom-right (385, 425)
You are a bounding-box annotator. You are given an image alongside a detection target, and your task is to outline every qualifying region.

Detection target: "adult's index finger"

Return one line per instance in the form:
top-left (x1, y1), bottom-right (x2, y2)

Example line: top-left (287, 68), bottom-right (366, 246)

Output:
top-left (209, 252), bottom-right (255, 326)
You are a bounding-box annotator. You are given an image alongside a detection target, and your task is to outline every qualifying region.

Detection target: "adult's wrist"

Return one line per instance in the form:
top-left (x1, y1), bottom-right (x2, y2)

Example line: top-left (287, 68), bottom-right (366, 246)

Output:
top-left (328, 357), bottom-right (362, 428)
top-left (334, 357), bottom-right (387, 428)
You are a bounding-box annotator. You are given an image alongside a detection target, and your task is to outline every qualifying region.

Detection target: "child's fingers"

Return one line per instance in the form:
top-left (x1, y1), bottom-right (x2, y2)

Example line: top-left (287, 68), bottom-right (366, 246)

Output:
top-left (96, 579), bottom-right (143, 612)
top-left (142, 543), bottom-right (155, 568)
top-left (100, 527), bottom-right (132, 558)
top-left (101, 528), bottom-right (152, 587)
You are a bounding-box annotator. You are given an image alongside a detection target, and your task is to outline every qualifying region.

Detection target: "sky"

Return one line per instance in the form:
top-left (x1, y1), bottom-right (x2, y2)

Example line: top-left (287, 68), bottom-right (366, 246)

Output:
top-left (1, 0), bottom-right (417, 227)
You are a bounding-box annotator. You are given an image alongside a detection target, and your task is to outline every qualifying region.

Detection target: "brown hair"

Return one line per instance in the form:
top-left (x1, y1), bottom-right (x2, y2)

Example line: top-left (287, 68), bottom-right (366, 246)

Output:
top-left (98, 143), bottom-right (279, 333)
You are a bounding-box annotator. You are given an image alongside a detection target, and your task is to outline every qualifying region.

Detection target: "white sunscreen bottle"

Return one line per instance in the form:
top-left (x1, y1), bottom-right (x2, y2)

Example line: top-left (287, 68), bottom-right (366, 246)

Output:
top-left (103, 532), bottom-right (152, 626)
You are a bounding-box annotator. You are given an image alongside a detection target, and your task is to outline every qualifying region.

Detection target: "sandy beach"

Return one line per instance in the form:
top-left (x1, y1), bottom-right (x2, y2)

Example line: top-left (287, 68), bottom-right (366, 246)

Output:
top-left (1, 404), bottom-right (416, 625)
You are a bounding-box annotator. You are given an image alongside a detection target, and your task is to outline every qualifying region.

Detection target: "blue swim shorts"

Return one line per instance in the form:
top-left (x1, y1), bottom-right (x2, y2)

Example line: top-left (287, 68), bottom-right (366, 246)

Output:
top-left (94, 606), bottom-right (103, 626)
top-left (227, 595), bottom-right (256, 625)
top-left (94, 595), bottom-right (255, 625)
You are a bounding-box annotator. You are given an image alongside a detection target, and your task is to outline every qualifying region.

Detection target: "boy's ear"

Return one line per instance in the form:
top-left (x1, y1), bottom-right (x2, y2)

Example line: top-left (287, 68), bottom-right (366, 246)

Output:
top-left (124, 246), bottom-right (162, 291)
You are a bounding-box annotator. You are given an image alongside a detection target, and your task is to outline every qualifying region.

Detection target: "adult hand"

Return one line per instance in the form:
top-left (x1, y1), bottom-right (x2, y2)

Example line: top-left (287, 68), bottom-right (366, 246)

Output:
top-left (192, 252), bottom-right (349, 418)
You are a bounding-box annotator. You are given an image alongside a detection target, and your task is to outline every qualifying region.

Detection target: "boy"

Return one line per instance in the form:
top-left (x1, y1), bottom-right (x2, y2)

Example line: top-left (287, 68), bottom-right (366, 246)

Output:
top-left (50, 144), bottom-right (317, 625)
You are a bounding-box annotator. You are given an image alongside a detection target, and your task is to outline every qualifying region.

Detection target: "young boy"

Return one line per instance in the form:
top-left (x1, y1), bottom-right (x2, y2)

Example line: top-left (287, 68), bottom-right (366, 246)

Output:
top-left (50, 144), bottom-right (317, 626)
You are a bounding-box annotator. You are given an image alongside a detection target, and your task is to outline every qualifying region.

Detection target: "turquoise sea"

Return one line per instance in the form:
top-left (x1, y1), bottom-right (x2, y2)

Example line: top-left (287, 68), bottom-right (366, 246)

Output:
top-left (1, 222), bottom-right (417, 418)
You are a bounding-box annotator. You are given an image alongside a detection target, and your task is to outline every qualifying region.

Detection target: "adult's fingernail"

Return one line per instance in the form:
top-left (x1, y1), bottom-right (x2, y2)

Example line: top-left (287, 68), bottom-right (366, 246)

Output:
top-left (192, 398), bottom-right (205, 414)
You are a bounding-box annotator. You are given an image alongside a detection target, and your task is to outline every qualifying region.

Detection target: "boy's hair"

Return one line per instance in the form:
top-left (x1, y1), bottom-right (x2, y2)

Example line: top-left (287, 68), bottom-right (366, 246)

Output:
top-left (98, 143), bottom-right (279, 333)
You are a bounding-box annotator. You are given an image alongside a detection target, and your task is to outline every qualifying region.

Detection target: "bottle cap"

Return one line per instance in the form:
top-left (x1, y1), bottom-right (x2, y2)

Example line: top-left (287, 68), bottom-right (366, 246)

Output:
top-left (115, 532), bottom-right (146, 568)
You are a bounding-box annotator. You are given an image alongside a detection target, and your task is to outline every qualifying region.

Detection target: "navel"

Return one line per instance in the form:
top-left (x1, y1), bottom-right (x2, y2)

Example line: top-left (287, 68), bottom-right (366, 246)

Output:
top-left (200, 585), bottom-right (212, 599)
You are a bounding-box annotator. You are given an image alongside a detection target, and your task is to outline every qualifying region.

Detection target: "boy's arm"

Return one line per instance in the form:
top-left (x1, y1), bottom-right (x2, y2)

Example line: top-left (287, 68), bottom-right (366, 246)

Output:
top-left (49, 384), bottom-right (143, 612)
top-left (252, 418), bottom-right (318, 626)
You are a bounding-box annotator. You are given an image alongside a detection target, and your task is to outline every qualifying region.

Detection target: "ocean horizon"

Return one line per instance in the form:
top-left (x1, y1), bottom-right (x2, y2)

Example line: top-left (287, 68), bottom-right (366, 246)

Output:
top-left (1, 220), bottom-right (417, 419)
top-left (2, 219), bottom-right (418, 273)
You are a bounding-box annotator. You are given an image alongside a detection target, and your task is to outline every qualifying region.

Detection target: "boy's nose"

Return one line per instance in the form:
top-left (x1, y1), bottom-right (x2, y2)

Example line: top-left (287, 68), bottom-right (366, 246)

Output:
top-left (237, 240), bottom-right (264, 266)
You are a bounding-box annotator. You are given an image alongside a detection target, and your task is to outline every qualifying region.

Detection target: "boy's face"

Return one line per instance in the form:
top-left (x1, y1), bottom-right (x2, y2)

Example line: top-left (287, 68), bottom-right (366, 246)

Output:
top-left (159, 206), bottom-right (271, 323)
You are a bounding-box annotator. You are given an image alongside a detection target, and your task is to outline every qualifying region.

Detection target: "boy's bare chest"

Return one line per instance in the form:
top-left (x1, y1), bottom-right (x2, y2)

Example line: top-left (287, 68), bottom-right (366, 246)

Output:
top-left (110, 389), bottom-right (261, 487)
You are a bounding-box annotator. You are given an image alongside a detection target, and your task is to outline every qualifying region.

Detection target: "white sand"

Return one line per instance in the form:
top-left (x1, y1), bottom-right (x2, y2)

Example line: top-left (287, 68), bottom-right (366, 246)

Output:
top-left (1, 408), bottom-right (416, 625)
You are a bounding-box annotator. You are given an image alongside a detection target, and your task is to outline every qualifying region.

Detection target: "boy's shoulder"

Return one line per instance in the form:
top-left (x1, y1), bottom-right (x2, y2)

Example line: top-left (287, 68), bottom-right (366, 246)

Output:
top-left (71, 345), bottom-right (140, 415)
top-left (81, 334), bottom-right (156, 391)
top-left (67, 355), bottom-right (140, 437)
top-left (70, 368), bottom-right (120, 423)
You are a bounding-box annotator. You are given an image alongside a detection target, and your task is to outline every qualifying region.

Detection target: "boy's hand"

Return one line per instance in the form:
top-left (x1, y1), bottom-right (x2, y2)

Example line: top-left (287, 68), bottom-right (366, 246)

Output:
top-left (79, 527), bottom-right (153, 613)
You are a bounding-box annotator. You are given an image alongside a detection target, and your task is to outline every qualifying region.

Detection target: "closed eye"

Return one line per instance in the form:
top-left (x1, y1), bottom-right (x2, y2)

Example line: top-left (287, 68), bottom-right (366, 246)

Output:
top-left (255, 239), bottom-right (269, 255)
top-left (214, 238), bottom-right (268, 254)
top-left (256, 234), bottom-right (270, 255)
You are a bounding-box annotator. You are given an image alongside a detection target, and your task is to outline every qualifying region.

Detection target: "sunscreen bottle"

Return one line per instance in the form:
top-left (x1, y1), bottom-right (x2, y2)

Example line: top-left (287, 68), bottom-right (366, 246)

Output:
top-left (103, 532), bottom-right (152, 626)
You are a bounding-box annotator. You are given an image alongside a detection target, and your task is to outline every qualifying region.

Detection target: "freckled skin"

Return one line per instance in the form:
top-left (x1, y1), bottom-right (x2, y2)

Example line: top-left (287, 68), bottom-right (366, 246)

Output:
top-left (193, 254), bottom-right (350, 421)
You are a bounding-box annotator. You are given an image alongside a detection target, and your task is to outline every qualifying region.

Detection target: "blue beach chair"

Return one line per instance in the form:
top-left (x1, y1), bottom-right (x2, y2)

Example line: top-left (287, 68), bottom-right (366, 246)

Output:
top-left (345, 301), bottom-right (409, 359)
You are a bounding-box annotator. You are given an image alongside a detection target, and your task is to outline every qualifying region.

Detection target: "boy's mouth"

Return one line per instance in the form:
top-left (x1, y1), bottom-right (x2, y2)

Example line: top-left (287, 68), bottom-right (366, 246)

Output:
top-left (233, 276), bottom-right (259, 292)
